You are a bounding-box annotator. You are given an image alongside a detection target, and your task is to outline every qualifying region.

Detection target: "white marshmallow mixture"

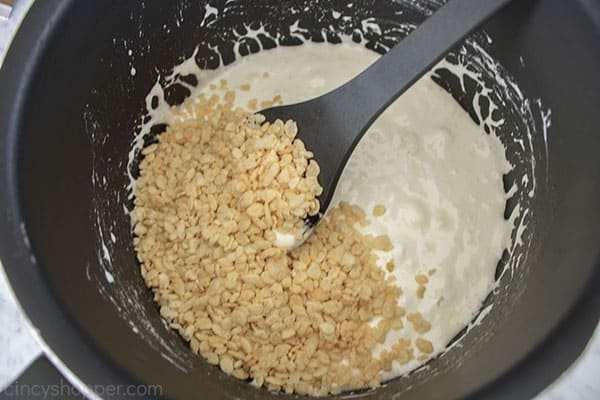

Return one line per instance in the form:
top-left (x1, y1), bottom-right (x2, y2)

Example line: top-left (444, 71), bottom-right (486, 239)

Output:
top-left (148, 42), bottom-right (513, 380)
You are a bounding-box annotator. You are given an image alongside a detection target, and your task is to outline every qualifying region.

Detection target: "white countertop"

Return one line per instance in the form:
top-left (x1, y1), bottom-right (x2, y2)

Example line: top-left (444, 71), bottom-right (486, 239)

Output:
top-left (1, 1), bottom-right (599, 398)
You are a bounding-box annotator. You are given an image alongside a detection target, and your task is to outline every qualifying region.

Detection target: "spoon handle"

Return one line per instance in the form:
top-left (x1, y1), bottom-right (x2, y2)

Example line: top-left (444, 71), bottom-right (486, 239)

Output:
top-left (323, 0), bottom-right (512, 147)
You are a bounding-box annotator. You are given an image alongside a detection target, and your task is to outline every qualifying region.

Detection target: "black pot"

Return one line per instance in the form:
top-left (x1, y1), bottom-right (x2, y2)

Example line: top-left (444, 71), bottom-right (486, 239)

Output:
top-left (1, 0), bottom-right (599, 399)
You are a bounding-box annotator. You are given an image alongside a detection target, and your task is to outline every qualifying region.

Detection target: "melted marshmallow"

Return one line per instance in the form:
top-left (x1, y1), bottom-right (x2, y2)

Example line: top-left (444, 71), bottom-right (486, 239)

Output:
top-left (149, 42), bottom-right (513, 380)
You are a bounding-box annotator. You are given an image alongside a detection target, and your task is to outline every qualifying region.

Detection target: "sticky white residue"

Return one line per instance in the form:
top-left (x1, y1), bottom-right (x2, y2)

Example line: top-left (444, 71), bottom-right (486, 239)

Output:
top-left (19, 223), bottom-right (31, 250)
top-left (85, 102), bottom-right (193, 371)
top-left (511, 208), bottom-right (530, 254)
top-left (92, 203), bottom-right (114, 284)
top-left (100, 242), bottom-right (110, 266)
top-left (126, 79), bottom-right (173, 198)
top-left (166, 46), bottom-right (202, 82)
top-left (274, 231), bottom-right (301, 249)
top-left (444, 304), bottom-right (494, 354)
top-left (539, 101), bottom-right (552, 180)
top-left (361, 17), bottom-right (383, 36)
top-left (274, 224), bottom-right (315, 250)
top-left (104, 270), bottom-right (114, 284)
top-left (18, 222), bottom-right (37, 265)
top-left (430, 32), bottom-right (551, 286)
top-left (201, 3), bottom-right (219, 27)
top-left (477, 35), bottom-right (550, 197)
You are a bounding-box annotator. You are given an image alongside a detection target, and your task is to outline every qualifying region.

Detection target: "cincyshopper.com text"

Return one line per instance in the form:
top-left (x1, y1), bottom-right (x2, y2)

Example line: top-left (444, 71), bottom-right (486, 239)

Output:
top-left (3, 379), bottom-right (163, 398)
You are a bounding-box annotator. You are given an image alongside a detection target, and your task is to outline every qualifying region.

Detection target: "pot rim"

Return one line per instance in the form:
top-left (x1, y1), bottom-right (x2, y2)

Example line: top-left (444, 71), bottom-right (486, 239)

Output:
top-left (0, 1), bottom-right (598, 399)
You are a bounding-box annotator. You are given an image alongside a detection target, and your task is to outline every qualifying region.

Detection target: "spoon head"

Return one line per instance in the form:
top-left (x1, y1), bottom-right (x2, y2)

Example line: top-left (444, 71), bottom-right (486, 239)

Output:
top-left (258, 98), bottom-right (351, 219)
top-left (260, 103), bottom-right (334, 244)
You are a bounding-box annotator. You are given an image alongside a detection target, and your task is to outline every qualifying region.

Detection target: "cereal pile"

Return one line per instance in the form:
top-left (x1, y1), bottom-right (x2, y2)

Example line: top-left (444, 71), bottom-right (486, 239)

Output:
top-left (131, 89), bottom-right (434, 395)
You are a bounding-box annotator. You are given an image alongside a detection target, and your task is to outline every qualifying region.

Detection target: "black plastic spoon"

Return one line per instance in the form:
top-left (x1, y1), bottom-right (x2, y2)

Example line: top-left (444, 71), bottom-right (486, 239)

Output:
top-left (260, 0), bottom-right (511, 228)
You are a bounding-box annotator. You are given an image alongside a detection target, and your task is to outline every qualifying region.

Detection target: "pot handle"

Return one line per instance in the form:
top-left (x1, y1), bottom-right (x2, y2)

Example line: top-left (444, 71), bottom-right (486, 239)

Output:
top-left (0, 0), bottom-right (13, 18)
